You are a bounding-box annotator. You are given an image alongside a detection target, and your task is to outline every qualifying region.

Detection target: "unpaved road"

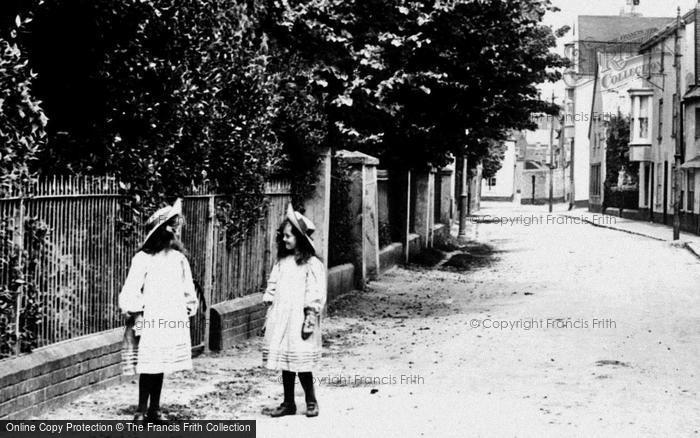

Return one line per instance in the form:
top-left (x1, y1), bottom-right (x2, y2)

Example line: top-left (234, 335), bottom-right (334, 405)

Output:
top-left (38, 202), bottom-right (700, 437)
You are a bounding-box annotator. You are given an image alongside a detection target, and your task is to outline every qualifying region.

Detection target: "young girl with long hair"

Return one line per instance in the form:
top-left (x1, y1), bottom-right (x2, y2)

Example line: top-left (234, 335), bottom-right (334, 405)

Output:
top-left (119, 199), bottom-right (198, 422)
top-left (262, 204), bottom-right (327, 417)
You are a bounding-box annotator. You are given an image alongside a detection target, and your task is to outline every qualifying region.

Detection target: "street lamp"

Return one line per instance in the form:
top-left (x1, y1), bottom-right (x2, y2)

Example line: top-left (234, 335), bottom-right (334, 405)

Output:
top-left (547, 93), bottom-right (557, 213)
top-left (458, 129), bottom-right (470, 239)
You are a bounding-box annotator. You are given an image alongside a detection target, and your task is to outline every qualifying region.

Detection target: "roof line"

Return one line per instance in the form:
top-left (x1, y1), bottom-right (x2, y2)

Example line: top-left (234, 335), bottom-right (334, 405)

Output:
top-left (575, 40), bottom-right (646, 44)
top-left (577, 15), bottom-right (677, 19)
top-left (640, 10), bottom-right (695, 51)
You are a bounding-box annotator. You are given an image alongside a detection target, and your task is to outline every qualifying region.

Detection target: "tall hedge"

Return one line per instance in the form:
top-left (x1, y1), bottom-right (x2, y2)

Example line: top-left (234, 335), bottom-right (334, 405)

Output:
top-left (0, 1), bottom-right (279, 242)
top-left (0, 36), bottom-right (46, 194)
top-left (0, 28), bottom-right (47, 357)
top-left (0, 1), bottom-right (332, 242)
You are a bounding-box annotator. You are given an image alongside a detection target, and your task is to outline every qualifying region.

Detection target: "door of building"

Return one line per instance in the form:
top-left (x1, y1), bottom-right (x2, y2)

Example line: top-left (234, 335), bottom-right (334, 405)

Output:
top-left (663, 161), bottom-right (668, 224)
top-left (648, 163), bottom-right (654, 222)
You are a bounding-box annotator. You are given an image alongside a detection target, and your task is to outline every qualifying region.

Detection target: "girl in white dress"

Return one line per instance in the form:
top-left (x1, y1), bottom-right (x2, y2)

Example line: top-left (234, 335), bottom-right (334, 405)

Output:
top-left (263, 204), bottom-right (327, 417)
top-left (119, 199), bottom-right (198, 422)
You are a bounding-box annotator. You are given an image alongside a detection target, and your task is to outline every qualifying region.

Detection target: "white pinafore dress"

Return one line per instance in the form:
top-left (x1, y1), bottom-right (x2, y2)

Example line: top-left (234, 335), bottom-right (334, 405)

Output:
top-left (262, 255), bottom-right (327, 372)
top-left (118, 250), bottom-right (198, 374)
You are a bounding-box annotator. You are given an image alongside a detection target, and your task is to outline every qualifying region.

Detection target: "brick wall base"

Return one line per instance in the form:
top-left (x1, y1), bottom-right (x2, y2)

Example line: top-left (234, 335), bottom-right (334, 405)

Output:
top-left (209, 294), bottom-right (267, 351)
top-left (328, 263), bottom-right (355, 302)
top-left (0, 328), bottom-right (128, 419)
top-left (432, 223), bottom-right (450, 240)
top-left (379, 242), bottom-right (403, 273)
top-left (481, 195), bottom-right (514, 202)
top-left (407, 233), bottom-right (421, 259)
top-left (520, 197), bottom-right (566, 205)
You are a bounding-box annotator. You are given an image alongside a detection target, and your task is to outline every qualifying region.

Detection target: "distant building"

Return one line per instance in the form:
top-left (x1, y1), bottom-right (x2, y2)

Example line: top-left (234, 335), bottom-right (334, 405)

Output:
top-left (588, 51), bottom-right (654, 212)
top-left (518, 124), bottom-right (569, 205)
top-left (483, 123), bottom-right (570, 206)
top-left (480, 124), bottom-right (569, 205)
top-left (563, 13), bottom-right (673, 209)
top-left (627, 6), bottom-right (700, 233)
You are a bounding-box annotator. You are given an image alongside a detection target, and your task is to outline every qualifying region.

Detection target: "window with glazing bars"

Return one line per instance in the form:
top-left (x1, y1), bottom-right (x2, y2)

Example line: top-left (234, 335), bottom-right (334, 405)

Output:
top-left (688, 169), bottom-right (695, 212)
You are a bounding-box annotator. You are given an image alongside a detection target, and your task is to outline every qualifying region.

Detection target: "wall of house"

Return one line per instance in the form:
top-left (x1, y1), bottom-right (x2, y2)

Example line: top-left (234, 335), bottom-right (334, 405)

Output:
top-left (591, 50), bottom-right (663, 212)
top-left (520, 168), bottom-right (568, 204)
top-left (589, 64), bottom-right (605, 211)
top-left (633, 18), bottom-right (700, 229)
top-left (573, 76), bottom-right (594, 205)
top-left (683, 16), bottom-right (700, 224)
top-left (647, 30), bottom-right (683, 221)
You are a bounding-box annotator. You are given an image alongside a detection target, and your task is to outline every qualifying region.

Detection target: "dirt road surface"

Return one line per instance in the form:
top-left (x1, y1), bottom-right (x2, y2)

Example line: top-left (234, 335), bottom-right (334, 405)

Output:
top-left (38, 202), bottom-right (700, 437)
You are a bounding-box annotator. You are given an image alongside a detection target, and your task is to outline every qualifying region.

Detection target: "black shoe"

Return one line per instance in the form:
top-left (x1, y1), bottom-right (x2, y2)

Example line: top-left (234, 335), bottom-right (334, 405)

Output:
top-left (133, 411), bottom-right (147, 422)
top-left (305, 402), bottom-right (319, 417)
top-left (270, 402), bottom-right (296, 417)
top-left (147, 409), bottom-right (165, 424)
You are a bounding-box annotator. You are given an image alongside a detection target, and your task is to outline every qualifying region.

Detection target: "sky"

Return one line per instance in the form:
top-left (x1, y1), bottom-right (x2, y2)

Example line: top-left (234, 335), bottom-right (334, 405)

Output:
top-left (544, 0), bottom-right (697, 30)
top-left (539, 0), bottom-right (699, 100)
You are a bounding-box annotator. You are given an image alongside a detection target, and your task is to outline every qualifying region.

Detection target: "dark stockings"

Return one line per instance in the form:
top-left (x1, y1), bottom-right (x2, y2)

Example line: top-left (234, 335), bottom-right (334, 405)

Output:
top-left (149, 373), bottom-right (164, 412)
top-left (137, 375), bottom-right (149, 412)
top-left (281, 371), bottom-right (316, 405)
top-left (298, 372), bottom-right (316, 404)
top-left (282, 370), bottom-right (296, 404)
top-left (137, 373), bottom-right (164, 413)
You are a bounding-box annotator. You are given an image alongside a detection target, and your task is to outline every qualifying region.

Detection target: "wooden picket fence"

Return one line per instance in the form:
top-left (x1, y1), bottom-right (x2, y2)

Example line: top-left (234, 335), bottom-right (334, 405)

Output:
top-left (0, 176), bottom-right (291, 358)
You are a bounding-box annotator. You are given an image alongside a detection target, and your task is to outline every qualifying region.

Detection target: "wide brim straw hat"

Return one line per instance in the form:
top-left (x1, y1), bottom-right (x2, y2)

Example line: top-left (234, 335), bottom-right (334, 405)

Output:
top-left (286, 203), bottom-right (316, 254)
top-left (143, 198), bottom-right (183, 247)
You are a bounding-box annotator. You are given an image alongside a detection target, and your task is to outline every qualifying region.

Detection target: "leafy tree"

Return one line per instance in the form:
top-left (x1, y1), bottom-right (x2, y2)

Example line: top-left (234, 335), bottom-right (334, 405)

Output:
top-left (0, 33), bottom-right (46, 195)
top-left (3, 0), bottom-right (285, 242)
top-left (603, 113), bottom-right (637, 210)
top-left (267, 50), bottom-right (329, 209)
top-left (267, 0), bottom-right (568, 171)
top-left (481, 141), bottom-right (507, 180)
top-left (0, 12), bottom-right (48, 357)
top-left (0, 0), bottom-right (336, 239)
top-left (0, 0), bottom-right (570, 233)
top-left (605, 114), bottom-right (636, 188)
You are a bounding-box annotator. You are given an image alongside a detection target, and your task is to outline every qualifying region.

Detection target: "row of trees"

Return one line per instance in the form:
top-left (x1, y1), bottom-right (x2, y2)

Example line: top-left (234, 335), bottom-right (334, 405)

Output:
top-left (0, 0), bottom-right (568, 237)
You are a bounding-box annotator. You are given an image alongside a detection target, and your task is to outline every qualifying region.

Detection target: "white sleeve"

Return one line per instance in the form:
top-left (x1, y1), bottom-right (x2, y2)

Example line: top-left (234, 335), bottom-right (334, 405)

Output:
top-left (118, 252), bottom-right (147, 314)
top-left (304, 258), bottom-right (327, 314)
top-left (181, 255), bottom-right (198, 317)
top-left (263, 262), bottom-right (281, 302)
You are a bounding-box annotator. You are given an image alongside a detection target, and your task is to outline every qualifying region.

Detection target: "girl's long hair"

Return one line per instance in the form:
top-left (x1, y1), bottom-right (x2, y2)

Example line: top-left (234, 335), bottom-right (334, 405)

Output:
top-left (140, 216), bottom-right (188, 255)
top-left (276, 219), bottom-right (316, 265)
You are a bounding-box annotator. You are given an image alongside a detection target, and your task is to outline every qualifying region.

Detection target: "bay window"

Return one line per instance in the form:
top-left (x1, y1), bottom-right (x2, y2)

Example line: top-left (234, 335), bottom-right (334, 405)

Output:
top-left (638, 97), bottom-right (649, 139)
top-left (629, 90), bottom-right (654, 145)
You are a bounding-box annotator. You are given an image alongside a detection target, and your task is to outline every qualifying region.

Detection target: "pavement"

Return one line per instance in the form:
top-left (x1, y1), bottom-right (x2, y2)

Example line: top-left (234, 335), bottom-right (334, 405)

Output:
top-left (465, 201), bottom-right (700, 258)
top-left (559, 207), bottom-right (700, 260)
top-left (36, 201), bottom-right (700, 437)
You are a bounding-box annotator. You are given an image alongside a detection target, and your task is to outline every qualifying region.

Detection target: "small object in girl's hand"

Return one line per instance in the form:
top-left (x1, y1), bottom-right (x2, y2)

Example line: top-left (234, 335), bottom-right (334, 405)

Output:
top-left (125, 311), bottom-right (144, 336)
top-left (132, 312), bottom-right (144, 337)
top-left (301, 309), bottom-right (316, 340)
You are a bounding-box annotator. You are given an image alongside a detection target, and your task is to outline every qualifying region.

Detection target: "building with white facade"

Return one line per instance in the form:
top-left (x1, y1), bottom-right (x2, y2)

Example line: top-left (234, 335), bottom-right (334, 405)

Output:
top-left (627, 6), bottom-right (700, 234)
top-left (563, 14), bottom-right (673, 208)
top-left (588, 52), bottom-right (662, 212)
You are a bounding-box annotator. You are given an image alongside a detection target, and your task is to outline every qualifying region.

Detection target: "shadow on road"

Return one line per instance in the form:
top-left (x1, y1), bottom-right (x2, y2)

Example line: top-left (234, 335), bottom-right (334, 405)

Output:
top-left (408, 240), bottom-right (502, 272)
